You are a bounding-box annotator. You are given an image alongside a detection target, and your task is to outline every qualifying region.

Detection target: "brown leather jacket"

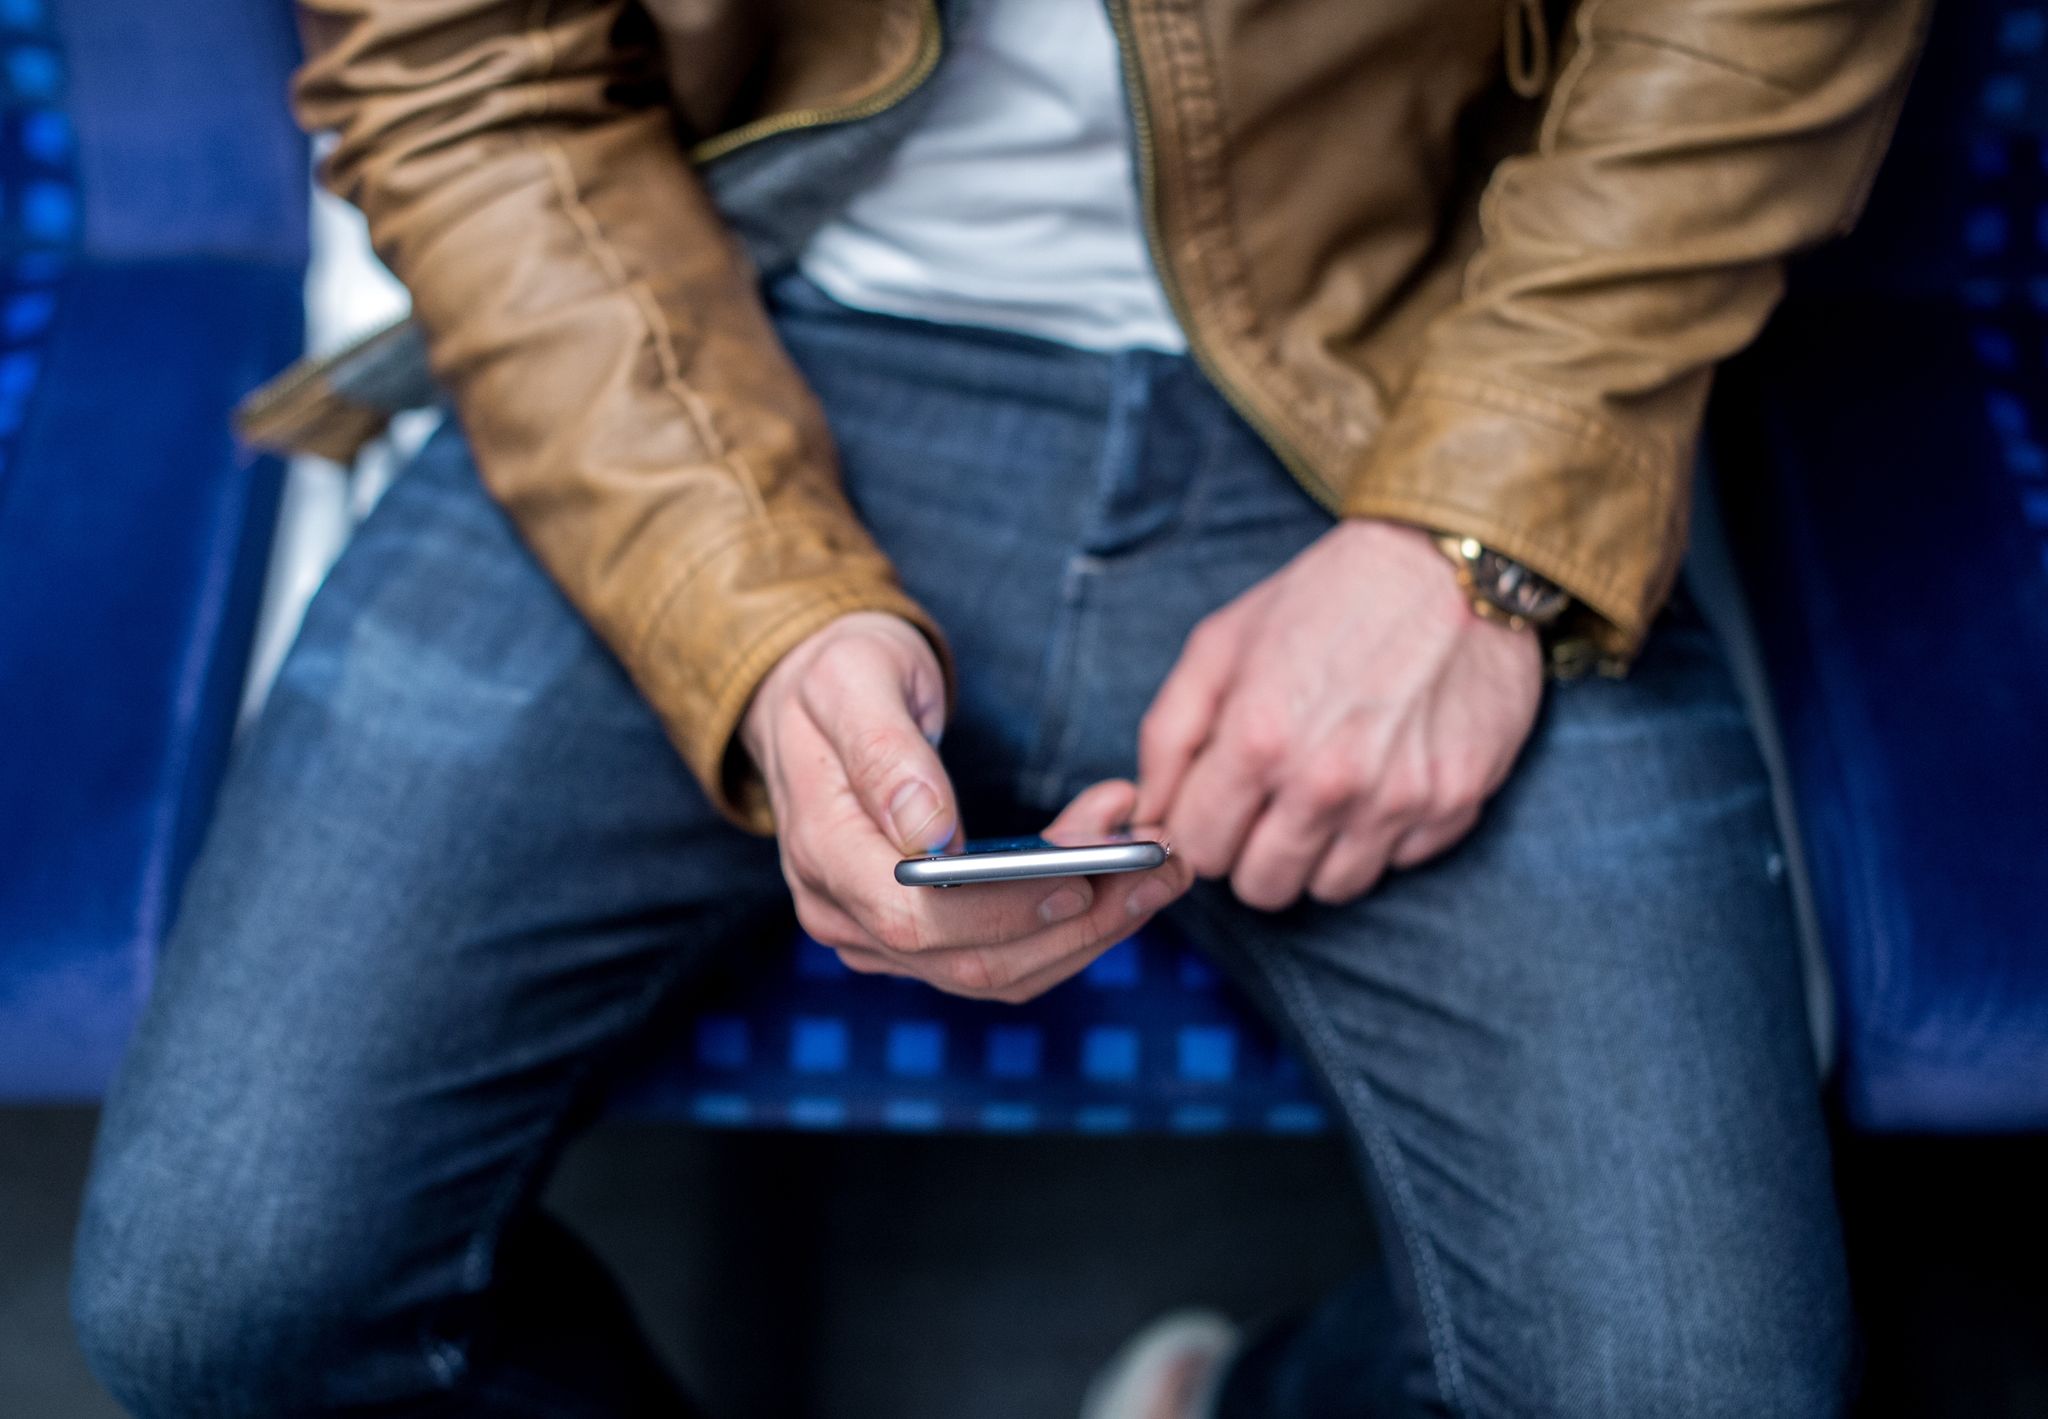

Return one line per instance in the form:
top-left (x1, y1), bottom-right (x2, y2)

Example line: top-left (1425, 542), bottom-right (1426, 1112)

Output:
top-left (270, 0), bottom-right (1929, 831)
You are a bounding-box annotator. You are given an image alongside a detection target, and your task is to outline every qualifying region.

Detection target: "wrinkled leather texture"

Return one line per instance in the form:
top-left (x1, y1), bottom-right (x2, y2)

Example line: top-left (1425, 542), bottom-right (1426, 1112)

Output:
top-left (293, 0), bottom-right (1930, 830)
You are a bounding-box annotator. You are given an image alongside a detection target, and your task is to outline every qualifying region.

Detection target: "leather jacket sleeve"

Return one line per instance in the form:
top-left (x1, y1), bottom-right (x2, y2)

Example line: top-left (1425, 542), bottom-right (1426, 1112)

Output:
top-left (1340, 0), bottom-right (1933, 660)
top-left (294, 0), bottom-right (950, 833)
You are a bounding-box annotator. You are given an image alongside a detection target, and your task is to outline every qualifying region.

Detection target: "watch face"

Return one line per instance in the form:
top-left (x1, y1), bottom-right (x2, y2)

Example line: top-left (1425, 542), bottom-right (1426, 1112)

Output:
top-left (1471, 548), bottom-right (1570, 624)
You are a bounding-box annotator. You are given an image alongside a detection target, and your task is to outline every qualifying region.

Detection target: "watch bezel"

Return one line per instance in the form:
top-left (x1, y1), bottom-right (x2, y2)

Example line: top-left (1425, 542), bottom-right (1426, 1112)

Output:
top-left (1434, 534), bottom-right (1572, 630)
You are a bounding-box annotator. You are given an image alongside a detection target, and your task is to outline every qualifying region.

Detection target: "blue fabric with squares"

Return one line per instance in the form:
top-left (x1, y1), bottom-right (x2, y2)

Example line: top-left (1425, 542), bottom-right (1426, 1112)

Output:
top-left (613, 929), bottom-right (1328, 1135)
top-left (0, 0), bottom-right (72, 500)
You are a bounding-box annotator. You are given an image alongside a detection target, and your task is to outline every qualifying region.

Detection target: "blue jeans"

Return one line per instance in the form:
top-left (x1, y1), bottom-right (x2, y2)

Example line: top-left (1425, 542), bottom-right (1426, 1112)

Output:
top-left (73, 275), bottom-right (1849, 1418)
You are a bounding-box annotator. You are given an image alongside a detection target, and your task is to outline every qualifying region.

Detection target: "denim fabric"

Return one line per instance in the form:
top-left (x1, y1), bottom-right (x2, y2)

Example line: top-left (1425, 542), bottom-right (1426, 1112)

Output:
top-left (72, 273), bottom-right (1848, 1418)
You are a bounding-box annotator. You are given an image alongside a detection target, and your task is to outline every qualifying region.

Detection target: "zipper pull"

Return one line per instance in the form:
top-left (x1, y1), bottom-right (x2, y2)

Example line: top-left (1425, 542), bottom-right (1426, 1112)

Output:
top-left (1504, 0), bottom-right (1552, 99)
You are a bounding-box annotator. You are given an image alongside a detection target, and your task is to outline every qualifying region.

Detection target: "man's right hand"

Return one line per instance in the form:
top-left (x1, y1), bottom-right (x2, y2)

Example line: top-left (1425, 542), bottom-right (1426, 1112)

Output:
top-left (741, 613), bottom-right (1191, 1003)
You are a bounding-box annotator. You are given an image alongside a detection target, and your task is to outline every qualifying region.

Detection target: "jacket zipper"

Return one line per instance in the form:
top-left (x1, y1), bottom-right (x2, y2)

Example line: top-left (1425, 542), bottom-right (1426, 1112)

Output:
top-left (689, 0), bottom-right (944, 164)
top-left (692, 0), bottom-right (1338, 515)
top-left (1102, 0), bottom-right (1338, 514)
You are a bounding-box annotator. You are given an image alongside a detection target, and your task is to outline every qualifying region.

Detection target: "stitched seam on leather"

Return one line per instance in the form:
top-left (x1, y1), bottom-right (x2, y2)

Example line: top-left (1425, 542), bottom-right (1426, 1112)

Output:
top-left (629, 520), bottom-right (771, 657)
top-left (521, 0), bottom-right (763, 521)
top-left (1375, 438), bottom-right (1678, 627)
top-left (1340, 487), bottom-right (1648, 639)
top-left (1538, 0), bottom-right (1607, 154)
top-left (1408, 374), bottom-right (1688, 626)
top-left (702, 585), bottom-right (880, 725)
top-left (530, 136), bottom-right (751, 493)
top-left (698, 586), bottom-right (907, 808)
top-left (1143, 0), bottom-right (1354, 458)
top-left (1353, 489), bottom-right (1644, 627)
top-left (1355, 377), bottom-right (1687, 634)
top-left (1147, 5), bottom-right (1253, 344)
top-left (626, 509), bottom-right (860, 671)
top-left (1589, 28), bottom-right (1803, 97)
top-left (1406, 372), bottom-right (1662, 475)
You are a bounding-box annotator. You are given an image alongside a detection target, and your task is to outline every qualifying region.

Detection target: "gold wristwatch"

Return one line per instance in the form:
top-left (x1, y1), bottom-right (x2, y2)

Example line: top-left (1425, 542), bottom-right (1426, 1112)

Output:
top-left (1431, 534), bottom-right (1618, 677)
top-left (1432, 534), bottom-right (1572, 633)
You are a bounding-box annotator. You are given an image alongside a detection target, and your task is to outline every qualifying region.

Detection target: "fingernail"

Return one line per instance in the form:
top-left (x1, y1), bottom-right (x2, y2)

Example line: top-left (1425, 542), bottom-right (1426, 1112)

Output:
top-left (1038, 885), bottom-right (1090, 925)
top-left (888, 782), bottom-right (947, 852)
top-left (1126, 877), bottom-right (1175, 920)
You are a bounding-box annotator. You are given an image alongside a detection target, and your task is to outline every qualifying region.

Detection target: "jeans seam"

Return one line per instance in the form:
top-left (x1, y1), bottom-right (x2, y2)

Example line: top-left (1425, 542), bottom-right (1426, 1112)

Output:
top-left (419, 905), bottom-right (761, 1395)
top-left (1256, 941), bottom-right (1476, 1419)
top-left (1019, 356), bottom-right (1156, 805)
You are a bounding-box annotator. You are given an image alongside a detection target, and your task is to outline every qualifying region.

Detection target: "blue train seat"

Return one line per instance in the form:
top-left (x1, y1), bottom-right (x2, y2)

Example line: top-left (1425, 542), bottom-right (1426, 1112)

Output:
top-left (613, 928), bottom-right (1328, 1137)
top-left (0, 0), bottom-right (303, 1094)
top-left (1712, 0), bottom-right (2048, 1130)
top-left (2, 0), bottom-right (2040, 1140)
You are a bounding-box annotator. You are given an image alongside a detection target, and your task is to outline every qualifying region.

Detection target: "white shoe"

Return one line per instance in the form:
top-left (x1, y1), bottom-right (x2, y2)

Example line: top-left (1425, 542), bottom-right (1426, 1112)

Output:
top-left (1079, 1310), bottom-right (1240, 1419)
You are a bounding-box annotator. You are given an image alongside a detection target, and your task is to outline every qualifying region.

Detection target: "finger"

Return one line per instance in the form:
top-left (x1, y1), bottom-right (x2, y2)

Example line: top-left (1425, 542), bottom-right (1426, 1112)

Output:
top-left (986, 848), bottom-right (1198, 1001)
top-left (1011, 847), bottom-right (1196, 1003)
top-left (768, 706), bottom-right (942, 932)
top-left (833, 946), bottom-right (919, 980)
top-left (800, 649), bottom-right (959, 855)
top-left (1087, 836), bottom-right (1196, 932)
top-left (981, 930), bottom-right (1127, 1004)
top-left (839, 864), bottom-right (1098, 957)
top-left (787, 735), bottom-right (1095, 958)
top-left (1043, 779), bottom-right (1139, 843)
top-left (1389, 803), bottom-right (1482, 870)
top-left (1304, 817), bottom-right (1408, 906)
top-left (1135, 615), bottom-right (1239, 823)
top-left (851, 781), bottom-right (1136, 960)
top-left (767, 685), bottom-right (1064, 959)
top-left (854, 780), bottom-right (1154, 989)
top-left (915, 871), bottom-right (1099, 951)
top-left (1165, 738), bottom-right (1269, 880)
top-left (904, 849), bottom-right (1195, 999)
top-left (789, 887), bottom-right (887, 955)
top-left (1229, 792), bottom-right (1346, 912)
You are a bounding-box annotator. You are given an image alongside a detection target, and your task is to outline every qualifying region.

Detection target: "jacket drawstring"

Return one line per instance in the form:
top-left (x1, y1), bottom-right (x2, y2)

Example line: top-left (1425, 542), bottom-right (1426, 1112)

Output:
top-left (1505, 0), bottom-right (1552, 98)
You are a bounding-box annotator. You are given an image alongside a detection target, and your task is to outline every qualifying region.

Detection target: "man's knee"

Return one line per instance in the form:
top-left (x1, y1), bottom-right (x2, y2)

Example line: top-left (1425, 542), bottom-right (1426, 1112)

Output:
top-left (71, 1149), bottom-right (406, 1418)
top-left (1496, 1266), bottom-right (1852, 1419)
top-left (1533, 1342), bottom-right (1850, 1419)
top-left (73, 1216), bottom-right (288, 1416)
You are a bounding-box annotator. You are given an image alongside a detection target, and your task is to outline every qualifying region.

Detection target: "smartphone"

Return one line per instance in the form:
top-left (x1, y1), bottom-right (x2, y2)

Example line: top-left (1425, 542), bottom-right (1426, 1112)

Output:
top-left (895, 834), bottom-right (1169, 887)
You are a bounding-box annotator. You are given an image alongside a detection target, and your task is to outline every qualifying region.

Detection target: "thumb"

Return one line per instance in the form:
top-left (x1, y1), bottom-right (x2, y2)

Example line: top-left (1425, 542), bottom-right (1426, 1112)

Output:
top-left (800, 634), bottom-right (960, 855)
top-left (1044, 779), bottom-right (1140, 843)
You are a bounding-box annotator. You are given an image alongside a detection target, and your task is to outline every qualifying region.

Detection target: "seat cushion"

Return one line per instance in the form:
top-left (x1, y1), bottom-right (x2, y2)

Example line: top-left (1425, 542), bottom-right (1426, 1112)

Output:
top-left (615, 929), bottom-right (1330, 1136)
top-left (1712, 0), bottom-right (2048, 1129)
top-left (0, 0), bottom-right (304, 1096)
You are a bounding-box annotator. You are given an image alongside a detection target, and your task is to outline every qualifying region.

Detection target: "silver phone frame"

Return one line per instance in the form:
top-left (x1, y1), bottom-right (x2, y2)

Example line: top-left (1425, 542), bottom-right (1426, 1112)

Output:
top-left (894, 840), bottom-right (1168, 887)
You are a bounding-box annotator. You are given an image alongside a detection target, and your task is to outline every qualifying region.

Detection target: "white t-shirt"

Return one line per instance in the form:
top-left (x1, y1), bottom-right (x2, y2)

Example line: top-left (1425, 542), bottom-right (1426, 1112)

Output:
top-left (798, 0), bottom-right (1188, 354)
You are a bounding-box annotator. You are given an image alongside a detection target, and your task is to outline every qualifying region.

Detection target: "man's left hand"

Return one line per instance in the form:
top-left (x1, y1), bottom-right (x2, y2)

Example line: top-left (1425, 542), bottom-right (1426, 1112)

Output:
top-left (1134, 518), bottom-right (1544, 911)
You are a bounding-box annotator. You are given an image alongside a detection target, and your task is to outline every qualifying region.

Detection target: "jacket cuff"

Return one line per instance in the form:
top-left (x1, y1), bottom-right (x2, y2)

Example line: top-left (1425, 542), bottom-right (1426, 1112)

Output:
top-left (1338, 372), bottom-right (1690, 666)
top-left (635, 564), bottom-right (954, 837)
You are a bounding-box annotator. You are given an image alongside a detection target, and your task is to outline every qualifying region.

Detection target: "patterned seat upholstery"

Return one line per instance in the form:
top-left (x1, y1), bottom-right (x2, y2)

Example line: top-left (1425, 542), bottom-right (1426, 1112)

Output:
top-left (614, 929), bottom-right (1328, 1136)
